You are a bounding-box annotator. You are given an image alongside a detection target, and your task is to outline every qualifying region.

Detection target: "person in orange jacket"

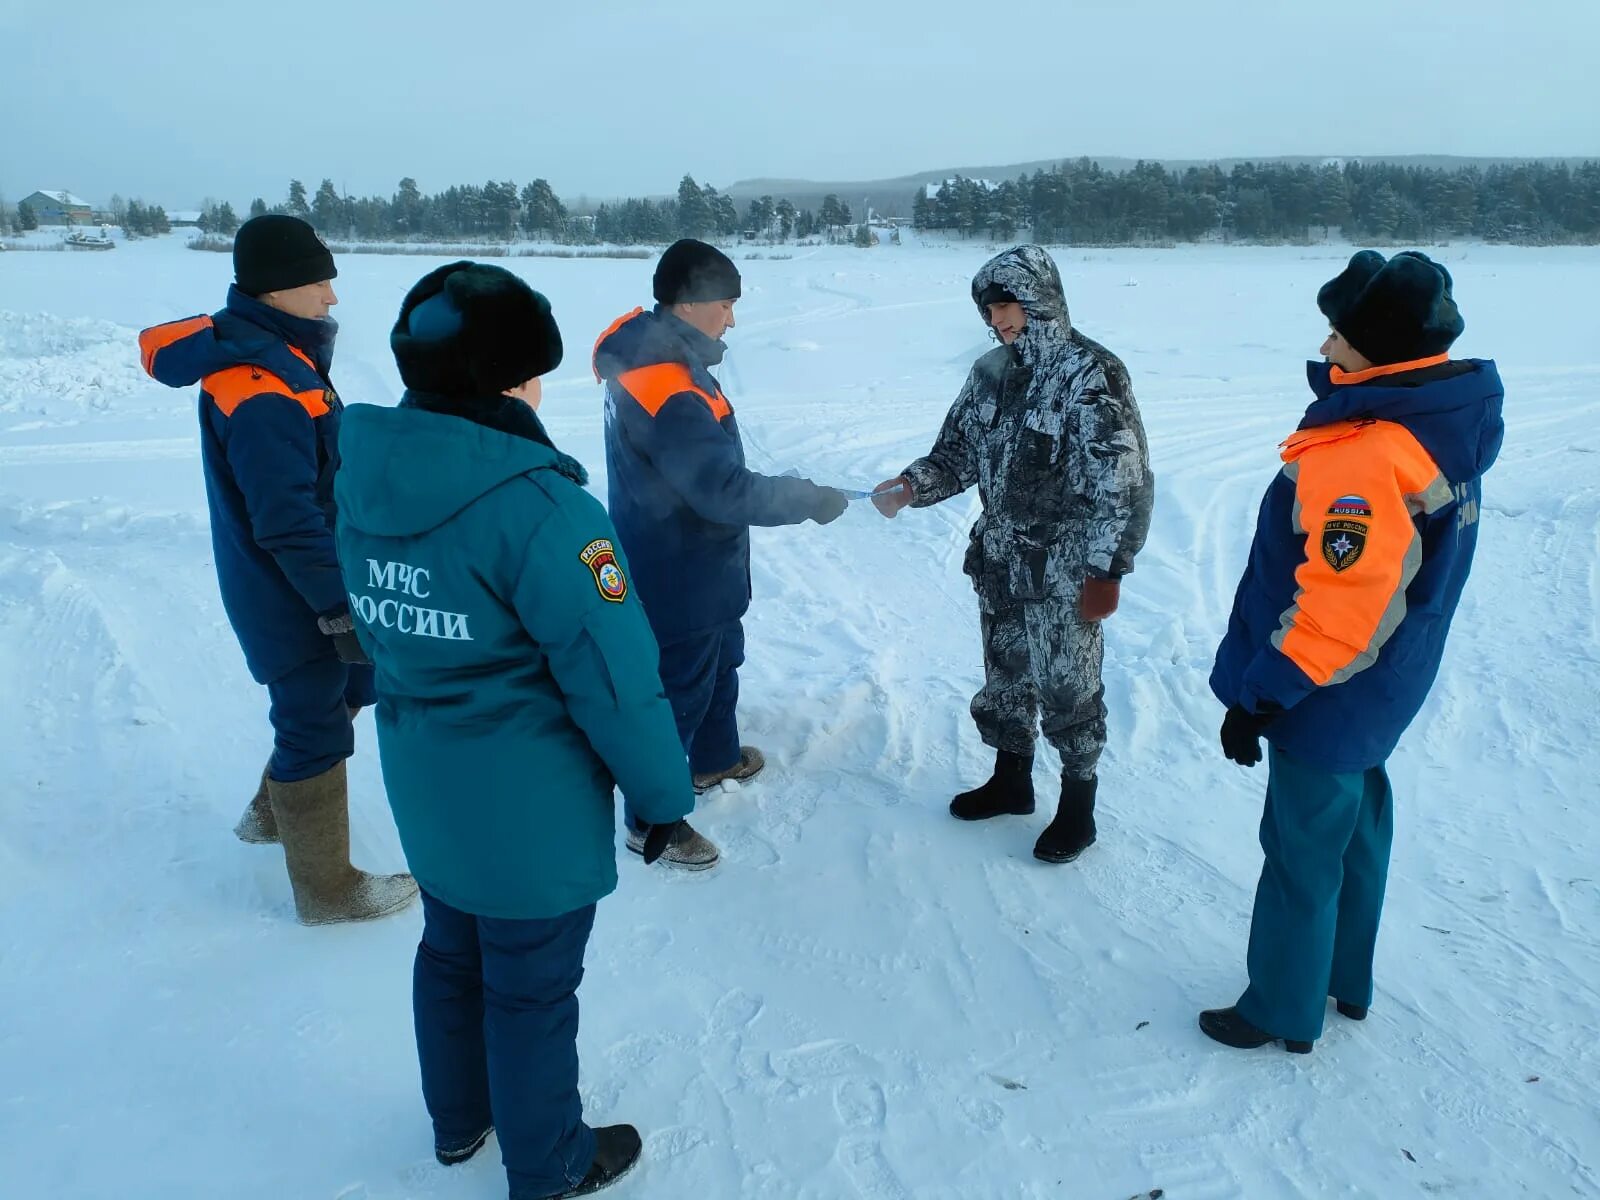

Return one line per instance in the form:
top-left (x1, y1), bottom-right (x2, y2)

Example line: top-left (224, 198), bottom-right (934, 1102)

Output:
top-left (1202, 251), bottom-right (1504, 1053)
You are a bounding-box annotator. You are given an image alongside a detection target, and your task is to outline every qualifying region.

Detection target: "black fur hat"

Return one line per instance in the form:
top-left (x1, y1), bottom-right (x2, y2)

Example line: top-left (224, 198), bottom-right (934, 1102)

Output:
top-left (391, 261), bottom-right (562, 395)
top-left (653, 239), bottom-right (742, 305)
top-left (1317, 250), bottom-right (1465, 366)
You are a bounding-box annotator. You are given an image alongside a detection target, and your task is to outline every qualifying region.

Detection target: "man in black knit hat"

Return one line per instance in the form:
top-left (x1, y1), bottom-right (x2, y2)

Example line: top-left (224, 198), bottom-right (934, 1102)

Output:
top-left (593, 239), bottom-right (849, 870)
top-left (138, 214), bottom-right (417, 925)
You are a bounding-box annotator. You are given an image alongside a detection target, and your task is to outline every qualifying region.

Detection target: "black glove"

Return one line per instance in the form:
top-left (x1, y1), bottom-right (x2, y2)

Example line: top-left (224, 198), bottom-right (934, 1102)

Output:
top-left (1220, 705), bottom-right (1275, 768)
top-left (317, 611), bottom-right (371, 666)
top-left (812, 487), bottom-right (849, 526)
top-left (641, 820), bottom-right (682, 865)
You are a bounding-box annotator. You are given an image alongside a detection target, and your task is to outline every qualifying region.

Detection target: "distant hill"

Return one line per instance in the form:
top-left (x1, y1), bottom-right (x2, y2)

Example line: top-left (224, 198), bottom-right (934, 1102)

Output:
top-left (722, 155), bottom-right (1596, 218)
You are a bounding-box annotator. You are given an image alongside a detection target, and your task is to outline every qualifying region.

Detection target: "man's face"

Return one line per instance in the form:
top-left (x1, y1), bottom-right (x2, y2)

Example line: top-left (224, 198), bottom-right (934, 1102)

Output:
top-left (261, 279), bottom-right (338, 320)
top-left (677, 298), bottom-right (737, 341)
top-left (987, 300), bottom-right (1027, 344)
top-left (1320, 327), bottom-right (1372, 373)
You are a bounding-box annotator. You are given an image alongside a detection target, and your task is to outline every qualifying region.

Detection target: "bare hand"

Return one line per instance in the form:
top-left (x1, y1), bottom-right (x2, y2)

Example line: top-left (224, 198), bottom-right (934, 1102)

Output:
top-left (871, 476), bottom-right (913, 519)
top-left (1079, 577), bottom-right (1120, 621)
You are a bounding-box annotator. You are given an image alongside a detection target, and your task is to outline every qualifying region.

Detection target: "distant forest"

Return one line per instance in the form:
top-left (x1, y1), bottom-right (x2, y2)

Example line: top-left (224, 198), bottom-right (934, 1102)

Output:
top-left (912, 159), bottom-right (1600, 245)
top-left (168, 177), bottom-right (864, 247)
top-left (14, 158), bottom-right (1594, 248)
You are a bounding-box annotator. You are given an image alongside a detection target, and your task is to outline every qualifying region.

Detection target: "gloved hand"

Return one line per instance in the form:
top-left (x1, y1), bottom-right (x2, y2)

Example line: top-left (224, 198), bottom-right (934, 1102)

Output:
top-left (1079, 577), bottom-right (1121, 621)
top-left (812, 487), bottom-right (849, 526)
top-left (317, 611), bottom-right (371, 666)
top-left (641, 820), bottom-right (683, 865)
top-left (1220, 705), bottom-right (1276, 767)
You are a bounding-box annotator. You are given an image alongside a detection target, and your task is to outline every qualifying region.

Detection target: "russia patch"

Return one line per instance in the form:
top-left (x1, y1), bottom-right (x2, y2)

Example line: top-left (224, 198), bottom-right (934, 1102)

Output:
top-left (1321, 520), bottom-right (1369, 572)
top-left (580, 539), bottom-right (628, 602)
top-left (1328, 495), bottom-right (1373, 518)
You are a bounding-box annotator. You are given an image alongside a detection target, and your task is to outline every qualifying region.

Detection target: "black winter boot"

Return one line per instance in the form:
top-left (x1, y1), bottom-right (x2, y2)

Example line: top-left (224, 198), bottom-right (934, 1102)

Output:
top-left (550, 1124), bottom-right (643, 1197)
top-left (1034, 775), bottom-right (1097, 863)
top-left (1199, 1006), bottom-right (1313, 1054)
top-left (435, 1125), bottom-right (492, 1166)
top-left (950, 750), bottom-right (1035, 820)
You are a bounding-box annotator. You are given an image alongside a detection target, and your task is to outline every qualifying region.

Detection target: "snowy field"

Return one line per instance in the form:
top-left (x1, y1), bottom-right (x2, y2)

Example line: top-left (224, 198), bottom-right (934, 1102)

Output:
top-left (2, 235), bottom-right (1597, 1199)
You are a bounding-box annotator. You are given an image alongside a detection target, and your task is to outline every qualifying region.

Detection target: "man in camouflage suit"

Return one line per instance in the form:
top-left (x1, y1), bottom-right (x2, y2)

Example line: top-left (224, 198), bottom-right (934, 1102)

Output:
top-left (874, 244), bottom-right (1152, 863)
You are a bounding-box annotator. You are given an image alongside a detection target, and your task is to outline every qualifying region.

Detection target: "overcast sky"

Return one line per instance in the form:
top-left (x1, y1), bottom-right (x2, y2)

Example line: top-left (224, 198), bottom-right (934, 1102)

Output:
top-left (3, 0), bottom-right (1597, 211)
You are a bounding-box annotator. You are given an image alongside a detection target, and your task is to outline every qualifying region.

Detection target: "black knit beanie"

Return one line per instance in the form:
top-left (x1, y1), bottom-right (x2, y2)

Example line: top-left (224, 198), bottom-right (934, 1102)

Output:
top-left (653, 239), bottom-right (742, 305)
top-left (233, 215), bottom-right (337, 296)
top-left (390, 261), bottom-right (562, 396)
top-left (1317, 250), bottom-right (1465, 366)
top-left (975, 281), bottom-right (1019, 311)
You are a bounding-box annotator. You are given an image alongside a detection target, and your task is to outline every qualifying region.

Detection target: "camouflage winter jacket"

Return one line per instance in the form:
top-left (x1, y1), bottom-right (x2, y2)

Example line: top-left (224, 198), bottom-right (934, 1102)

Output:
top-left (903, 244), bottom-right (1154, 609)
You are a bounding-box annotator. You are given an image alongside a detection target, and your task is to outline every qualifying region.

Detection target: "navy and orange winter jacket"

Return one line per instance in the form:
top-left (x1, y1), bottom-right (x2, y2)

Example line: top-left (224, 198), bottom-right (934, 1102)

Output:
top-left (593, 306), bottom-right (830, 645)
top-left (1211, 355), bottom-right (1505, 773)
top-left (139, 288), bottom-right (347, 683)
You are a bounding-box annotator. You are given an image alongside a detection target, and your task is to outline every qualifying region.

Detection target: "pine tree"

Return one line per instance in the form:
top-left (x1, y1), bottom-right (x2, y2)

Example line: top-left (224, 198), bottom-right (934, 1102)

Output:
top-left (775, 198), bottom-right (797, 240)
top-left (287, 179), bottom-right (311, 218)
top-left (1369, 183), bottom-right (1404, 237)
top-left (311, 179), bottom-right (343, 234)
top-left (710, 191), bottom-right (740, 238)
top-left (250, 197), bottom-right (268, 219)
top-left (819, 194), bottom-right (845, 234)
top-left (521, 179), bottom-right (567, 240)
top-left (215, 201), bottom-right (240, 236)
top-left (392, 178), bottom-right (424, 237)
top-left (18, 200), bottom-right (38, 231)
top-left (911, 188), bottom-right (932, 230)
top-left (992, 181), bottom-right (1025, 240)
top-left (746, 195), bottom-right (776, 237)
top-left (150, 206), bottom-right (171, 235)
top-left (853, 223), bottom-right (874, 248)
top-left (481, 180), bottom-right (519, 240)
top-left (677, 175), bottom-right (711, 239)
top-left (1310, 165), bottom-right (1350, 234)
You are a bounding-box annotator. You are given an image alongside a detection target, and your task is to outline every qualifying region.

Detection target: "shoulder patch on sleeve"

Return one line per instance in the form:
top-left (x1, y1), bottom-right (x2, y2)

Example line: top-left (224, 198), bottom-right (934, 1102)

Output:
top-left (580, 538), bottom-right (629, 602)
top-left (1321, 520), bottom-right (1369, 572)
top-left (1328, 494), bottom-right (1374, 518)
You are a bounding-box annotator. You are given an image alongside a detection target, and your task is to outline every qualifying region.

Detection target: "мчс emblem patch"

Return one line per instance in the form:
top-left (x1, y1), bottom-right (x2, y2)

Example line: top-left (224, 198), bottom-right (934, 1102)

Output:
top-left (1321, 519), bottom-right (1368, 572)
top-left (580, 538), bottom-right (628, 602)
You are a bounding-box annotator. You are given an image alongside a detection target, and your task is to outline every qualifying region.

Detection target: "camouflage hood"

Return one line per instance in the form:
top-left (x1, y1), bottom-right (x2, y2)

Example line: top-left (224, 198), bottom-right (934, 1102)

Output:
top-left (971, 244), bottom-right (1072, 366)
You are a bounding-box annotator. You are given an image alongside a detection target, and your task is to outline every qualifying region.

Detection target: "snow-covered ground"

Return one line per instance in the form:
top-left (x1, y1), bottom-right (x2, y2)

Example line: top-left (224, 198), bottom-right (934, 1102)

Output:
top-left (2, 235), bottom-right (1597, 1199)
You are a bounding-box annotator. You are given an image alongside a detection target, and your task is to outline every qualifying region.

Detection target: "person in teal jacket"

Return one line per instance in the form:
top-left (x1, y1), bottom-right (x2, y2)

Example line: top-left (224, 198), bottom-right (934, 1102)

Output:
top-left (335, 262), bottom-right (694, 1199)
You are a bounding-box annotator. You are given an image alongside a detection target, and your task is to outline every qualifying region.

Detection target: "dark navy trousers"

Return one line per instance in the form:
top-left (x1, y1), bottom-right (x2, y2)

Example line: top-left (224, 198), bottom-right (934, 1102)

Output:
top-left (413, 889), bottom-right (598, 1199)
top-left (264, 654), bottom-right (375, 782)
top-left (627, 620), bottom-right (743, 830)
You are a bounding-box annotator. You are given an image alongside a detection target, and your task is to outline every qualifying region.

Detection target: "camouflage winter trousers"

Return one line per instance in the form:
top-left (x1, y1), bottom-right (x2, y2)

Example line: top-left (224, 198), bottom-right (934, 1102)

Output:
top-left (972, 597), bottom-right (1106, 780)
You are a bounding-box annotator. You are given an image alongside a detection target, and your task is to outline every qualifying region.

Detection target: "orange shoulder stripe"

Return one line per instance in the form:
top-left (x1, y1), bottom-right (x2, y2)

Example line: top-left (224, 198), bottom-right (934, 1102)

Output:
top-left (616, 362), bottom-right (732, 421)
top-left (204, 365), bottom-right (331, 419)
top-left (138, 315), bottom-right (213, 376)
top-left (1274, 421), bottom-right (1441, 687)
top-left (592, 307), bottom-right (645, 381)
